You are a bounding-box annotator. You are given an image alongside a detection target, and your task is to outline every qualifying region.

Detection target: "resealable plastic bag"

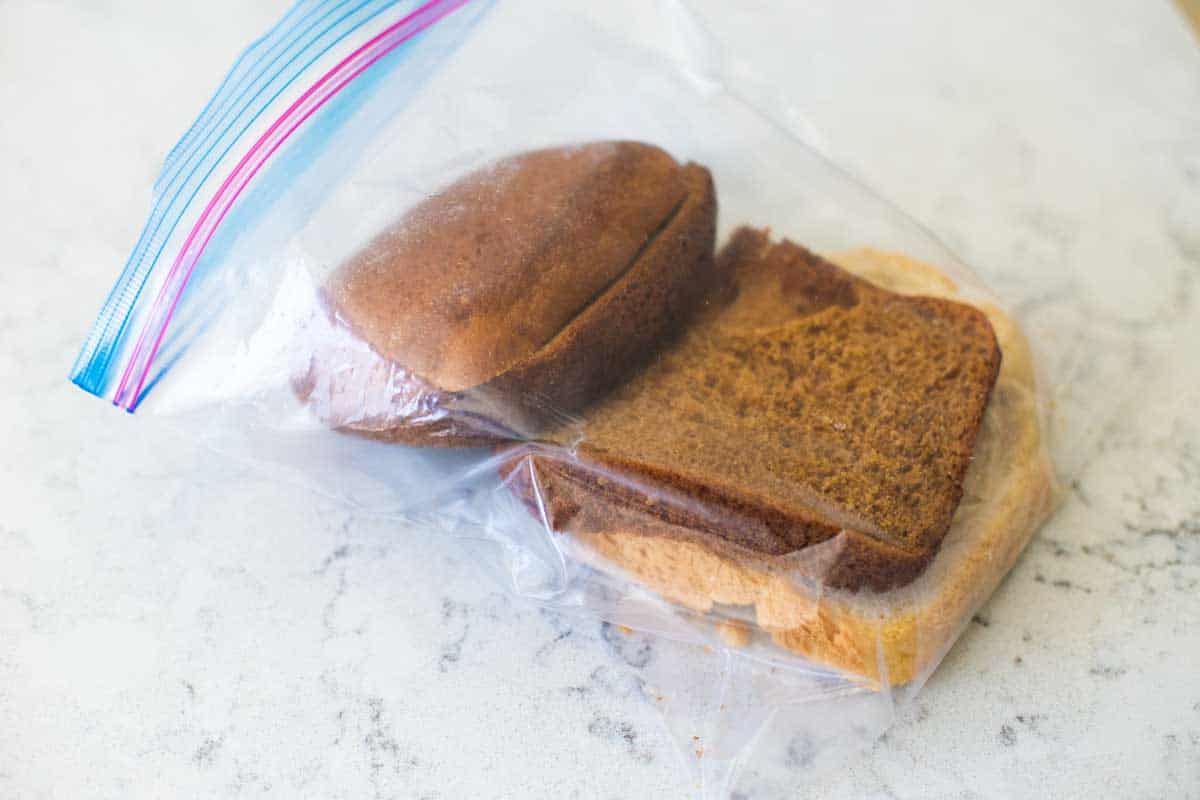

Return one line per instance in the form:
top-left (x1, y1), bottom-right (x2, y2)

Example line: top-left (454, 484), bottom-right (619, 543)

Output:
top-left (71, 1), bottom-right (1057, 795)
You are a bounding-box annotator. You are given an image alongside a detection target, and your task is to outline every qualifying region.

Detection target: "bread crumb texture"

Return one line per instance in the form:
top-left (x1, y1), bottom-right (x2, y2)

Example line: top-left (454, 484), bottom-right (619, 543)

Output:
top-left (507, 241), bottom-right (1053, 683)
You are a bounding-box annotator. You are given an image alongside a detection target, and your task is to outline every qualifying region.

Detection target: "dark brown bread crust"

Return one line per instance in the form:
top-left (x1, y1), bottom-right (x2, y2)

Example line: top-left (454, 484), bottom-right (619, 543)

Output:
top-left (488, 164), bottom-right (716, 419)
top-left (298, 142), bottom-right (718, 446)
top-left (503, 228), bottom-right (1002, 591)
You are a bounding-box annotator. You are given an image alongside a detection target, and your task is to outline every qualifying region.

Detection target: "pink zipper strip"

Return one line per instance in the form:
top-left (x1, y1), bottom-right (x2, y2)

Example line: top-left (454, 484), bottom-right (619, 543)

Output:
top-left (114, 0), bottom-right (472, 411)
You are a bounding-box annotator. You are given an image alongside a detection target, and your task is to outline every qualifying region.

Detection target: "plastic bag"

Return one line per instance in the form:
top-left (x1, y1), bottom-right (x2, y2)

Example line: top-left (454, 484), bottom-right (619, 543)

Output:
top-left (71, 1), bottom-right (1057, 795)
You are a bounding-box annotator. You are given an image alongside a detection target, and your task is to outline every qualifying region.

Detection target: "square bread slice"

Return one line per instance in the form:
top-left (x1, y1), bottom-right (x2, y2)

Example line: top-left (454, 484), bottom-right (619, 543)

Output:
top-left (501, 234), bottom-right (1054, 683)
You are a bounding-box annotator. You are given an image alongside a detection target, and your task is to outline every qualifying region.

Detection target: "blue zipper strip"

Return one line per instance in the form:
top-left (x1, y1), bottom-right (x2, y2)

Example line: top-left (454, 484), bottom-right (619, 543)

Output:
top-left (71, 0), bottom-right (406, 397)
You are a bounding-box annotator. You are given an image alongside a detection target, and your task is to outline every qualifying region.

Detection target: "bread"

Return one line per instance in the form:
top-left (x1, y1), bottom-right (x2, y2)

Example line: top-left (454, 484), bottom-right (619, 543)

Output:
top-left (295, 141), bottom-right (717, 446)
top-left (507, 229), bottom-right (1003, 592)
top-left (501, 240), bottom-right (1053, 683)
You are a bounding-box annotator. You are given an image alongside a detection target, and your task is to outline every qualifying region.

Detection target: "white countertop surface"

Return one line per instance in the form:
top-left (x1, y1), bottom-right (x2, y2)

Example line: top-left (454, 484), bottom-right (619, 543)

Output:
top-left (3, 1), bottom-right (1199, 798)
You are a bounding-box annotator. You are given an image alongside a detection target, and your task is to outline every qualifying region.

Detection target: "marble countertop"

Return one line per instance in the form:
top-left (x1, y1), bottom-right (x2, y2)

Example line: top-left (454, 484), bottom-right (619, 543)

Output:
top-left (2, 1), bottom-right (1198, 797)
